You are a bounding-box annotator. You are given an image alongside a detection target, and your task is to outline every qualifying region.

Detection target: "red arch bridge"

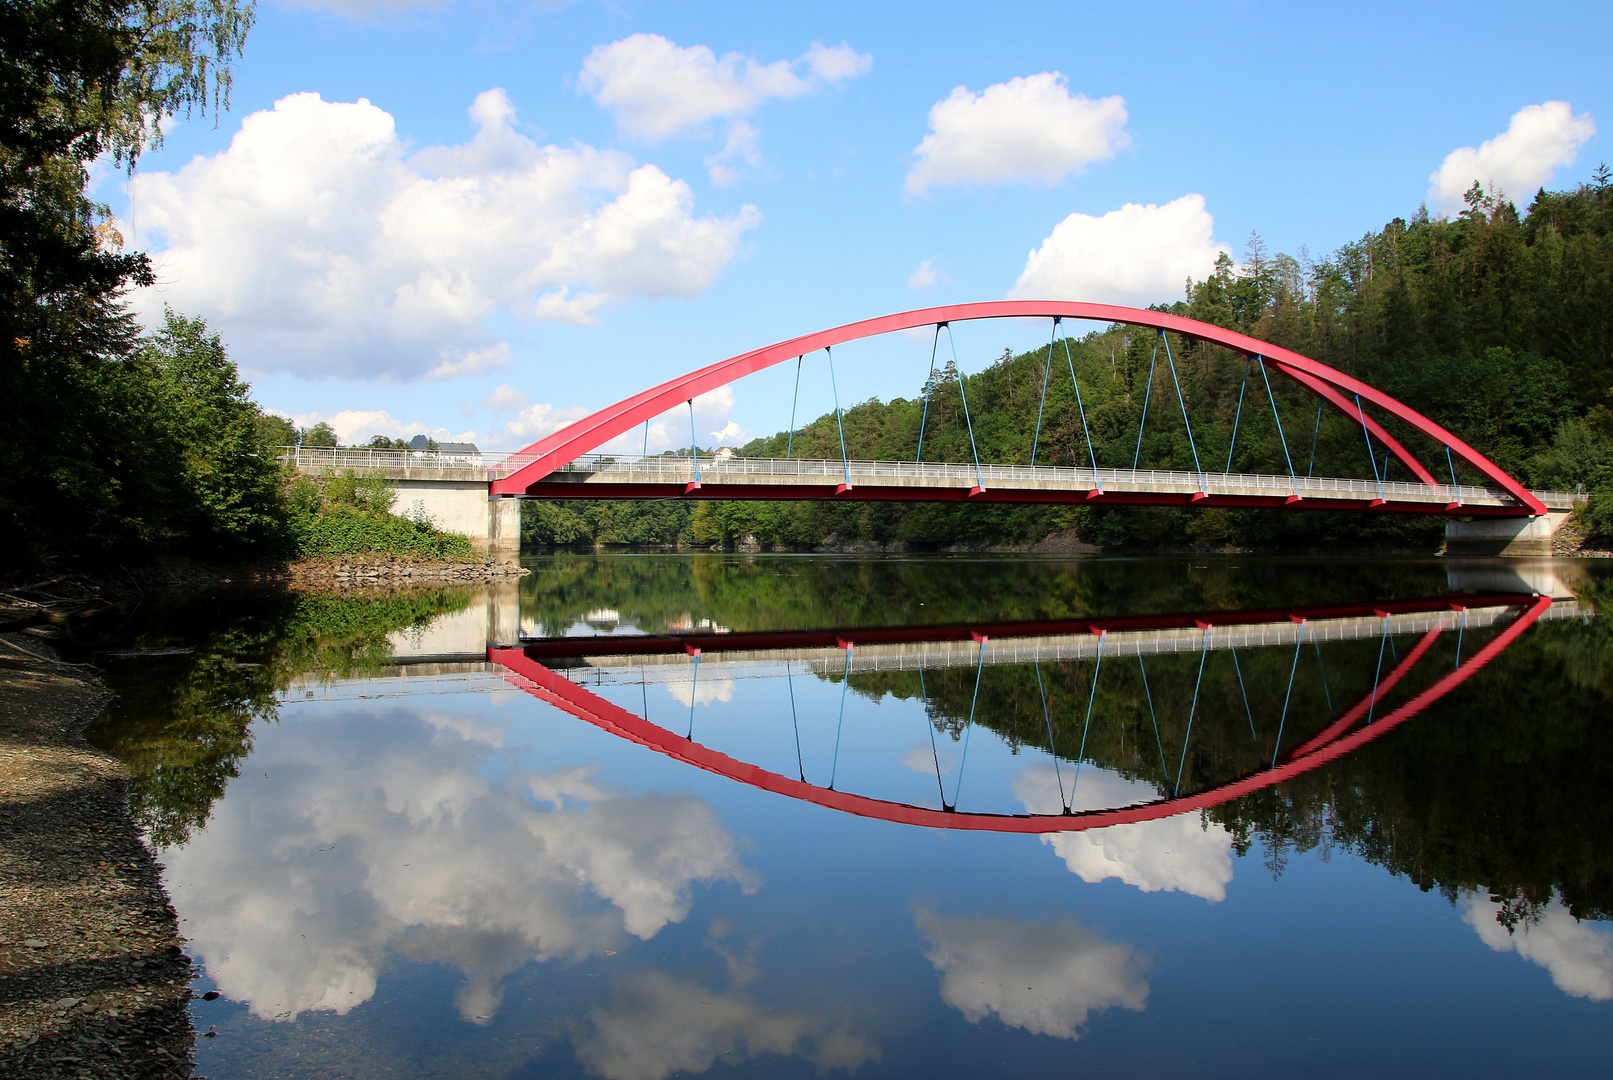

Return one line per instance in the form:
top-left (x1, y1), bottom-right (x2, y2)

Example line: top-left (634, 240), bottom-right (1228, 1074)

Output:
top-left (488, 590), bottom-right (1567, 833)
top-left (486, 301), bottom-right (1573, 519)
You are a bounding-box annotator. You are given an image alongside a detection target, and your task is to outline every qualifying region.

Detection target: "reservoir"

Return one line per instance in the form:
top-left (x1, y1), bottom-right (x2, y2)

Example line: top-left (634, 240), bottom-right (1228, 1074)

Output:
top-left (81, 554), bottom-right (1613, 1078)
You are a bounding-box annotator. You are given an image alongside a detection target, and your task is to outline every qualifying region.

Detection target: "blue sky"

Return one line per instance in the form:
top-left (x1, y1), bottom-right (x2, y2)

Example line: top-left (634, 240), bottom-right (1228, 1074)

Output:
top-left (106, 0), bottom-right (1610, 452)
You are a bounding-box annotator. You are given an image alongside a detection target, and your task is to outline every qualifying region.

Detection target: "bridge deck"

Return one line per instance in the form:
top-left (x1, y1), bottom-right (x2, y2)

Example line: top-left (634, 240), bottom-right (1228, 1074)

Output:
top-left (531, 454), bottom-right (1574, 516)
top-left (275, 447), bottom-right (1576, 516)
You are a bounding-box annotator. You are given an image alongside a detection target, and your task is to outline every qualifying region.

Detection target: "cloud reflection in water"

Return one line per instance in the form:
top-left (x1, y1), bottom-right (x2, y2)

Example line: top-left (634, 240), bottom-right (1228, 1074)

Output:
top-left (576, 971), bottom-right (879, 1080)
top-left (1013, 764), bottom-right (1235, 901)
top-left (1461, 893), bottom-right (1613, 1001)
top-left (161, 707), bottom-right (756, 1023)
top-left (915, 907), bottom-right (1148, 1039)
top-left (665, 678), bottom-right (736, 707)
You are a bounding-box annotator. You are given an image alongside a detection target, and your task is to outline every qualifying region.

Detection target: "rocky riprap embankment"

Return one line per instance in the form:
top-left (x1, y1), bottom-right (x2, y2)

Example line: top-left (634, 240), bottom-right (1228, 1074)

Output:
top-left (0, 632), bottom-right (195, 1079)
top-left (1550, 518), bottom-right (1613, 557)
top-left (288, 555), bottom-right (530, 587)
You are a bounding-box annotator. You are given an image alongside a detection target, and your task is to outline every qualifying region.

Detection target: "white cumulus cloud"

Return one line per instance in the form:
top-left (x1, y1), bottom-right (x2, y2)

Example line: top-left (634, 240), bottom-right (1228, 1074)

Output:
top-left (475, 382), bottom-right (530, 416)
top-left (428, 343), bottom-right (512, 381)
top-left (1014, 765), bottom-right (1235, 901)
top-left (500, 400), bottom-right (591, 445)
top-left (126, 89), bottom-right (759, 381)
top-left (1462, 892), bottom-right (1613, 1001)
top-left (287, 408), bottom-right (478, 446)
top-left (708, 420), bottom-right (747, 444)
top-left (592, 385), bottom-right (743, 457)
top-left (289, 396), bottom-right (598, 452)
top-left (915, 906), bottom-right (1148, 1040)
top-left (304, 381), bottom-right (749, 457)
top-left (1010, 194), bottom-right (1228, 307)
top-left (907, 257), bottom-right (938, 291)
top-left (1428, 101), bottom-right (1596, 215)
top-left (578, 34), bottom-right (871, 142)
top-left (705, 120), bottom-right (761, 187)
top-left (904, 73), bottom-right (1128, 198)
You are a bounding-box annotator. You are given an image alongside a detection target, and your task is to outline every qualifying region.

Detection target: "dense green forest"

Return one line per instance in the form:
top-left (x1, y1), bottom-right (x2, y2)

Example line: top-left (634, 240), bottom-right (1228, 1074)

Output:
top-left (526, 178), bottom-right (1613, 550)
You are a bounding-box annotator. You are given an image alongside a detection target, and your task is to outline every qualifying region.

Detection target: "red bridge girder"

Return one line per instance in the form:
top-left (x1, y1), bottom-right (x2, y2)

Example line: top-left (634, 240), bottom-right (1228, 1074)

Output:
top-left (491, 301), bottom-right (1546, 517)
top-left (487, 594), bottom-right (1551, 834)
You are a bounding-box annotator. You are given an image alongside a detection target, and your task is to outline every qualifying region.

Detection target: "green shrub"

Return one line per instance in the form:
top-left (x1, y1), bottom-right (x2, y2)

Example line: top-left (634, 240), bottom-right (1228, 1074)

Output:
top-left (287, 469), bottom-right (479, 561)
top-left (1581, 489), bottom-right (1613, 539)
top-left (296, 504), bottom-right (478, 560)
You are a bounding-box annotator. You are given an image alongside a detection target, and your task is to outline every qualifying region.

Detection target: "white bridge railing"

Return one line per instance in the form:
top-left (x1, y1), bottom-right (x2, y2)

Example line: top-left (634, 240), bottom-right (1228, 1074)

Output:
top-left (548, 453), bottom-right (1577, 509)
top-left (276, 447), bottom-right (1578, 510)
top-left (279, 445), bottom-right (499, 471)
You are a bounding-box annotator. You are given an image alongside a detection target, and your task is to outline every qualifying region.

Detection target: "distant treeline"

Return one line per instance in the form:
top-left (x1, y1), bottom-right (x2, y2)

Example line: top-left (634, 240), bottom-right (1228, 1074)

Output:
top-left (525, 177), bottom-right (1613, 550)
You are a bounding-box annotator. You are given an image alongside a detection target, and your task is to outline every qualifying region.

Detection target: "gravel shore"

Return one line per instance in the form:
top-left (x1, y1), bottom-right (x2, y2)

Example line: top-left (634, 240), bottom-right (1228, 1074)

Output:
top-left (0, 633), bottom-right (195, 1078)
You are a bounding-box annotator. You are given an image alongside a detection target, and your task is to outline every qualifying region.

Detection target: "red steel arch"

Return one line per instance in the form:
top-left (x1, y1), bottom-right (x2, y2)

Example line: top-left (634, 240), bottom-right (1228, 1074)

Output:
top-left (487, 594), bottom-right (1550, 834)
top-left (491, 301), bottom-right (1546, 516)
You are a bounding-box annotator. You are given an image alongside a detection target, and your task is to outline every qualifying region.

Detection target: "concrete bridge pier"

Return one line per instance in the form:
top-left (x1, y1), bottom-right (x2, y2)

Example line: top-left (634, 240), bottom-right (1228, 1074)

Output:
top-left (490, 497), bottom-right (521, 558)
top-left (1444, 510), bottom-right (1575, 556)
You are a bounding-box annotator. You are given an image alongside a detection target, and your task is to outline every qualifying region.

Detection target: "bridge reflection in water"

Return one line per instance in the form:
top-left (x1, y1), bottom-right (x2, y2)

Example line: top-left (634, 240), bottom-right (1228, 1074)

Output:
top-left (487, 588), bottom-right (1571, 833)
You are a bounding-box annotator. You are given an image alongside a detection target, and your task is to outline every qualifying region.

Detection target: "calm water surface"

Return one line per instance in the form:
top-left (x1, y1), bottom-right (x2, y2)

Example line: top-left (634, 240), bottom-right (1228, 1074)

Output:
top-left (80, 555), bottom-right (1613, 1078)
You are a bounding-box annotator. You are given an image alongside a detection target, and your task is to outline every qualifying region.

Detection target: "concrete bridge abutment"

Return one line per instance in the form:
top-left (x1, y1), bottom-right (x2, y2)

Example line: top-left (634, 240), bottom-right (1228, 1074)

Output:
top-left (1444, 509), bottom-right (1576, 557)
top-left (390, 478), bottom-right (519, 556)
top-left (290, 459), bottom-right (522, 558)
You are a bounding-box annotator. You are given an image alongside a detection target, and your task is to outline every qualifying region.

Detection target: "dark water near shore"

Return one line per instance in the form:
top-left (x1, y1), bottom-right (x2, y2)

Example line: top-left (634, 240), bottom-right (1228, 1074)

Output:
top-left (78, 554), bottom-right (1613, 1078)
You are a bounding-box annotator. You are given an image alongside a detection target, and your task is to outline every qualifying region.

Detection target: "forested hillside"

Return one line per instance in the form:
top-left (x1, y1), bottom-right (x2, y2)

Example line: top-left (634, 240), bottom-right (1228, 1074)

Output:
top-left (525, 177), bottom-right (1613, 550)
